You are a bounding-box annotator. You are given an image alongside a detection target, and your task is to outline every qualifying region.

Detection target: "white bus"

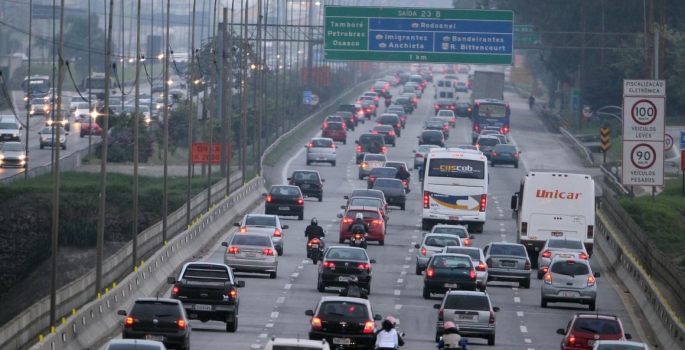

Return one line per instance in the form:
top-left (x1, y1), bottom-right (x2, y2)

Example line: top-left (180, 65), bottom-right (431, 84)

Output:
top-left (510, 172), bottom-right (596, 266)
top-left (421, 149), bottom-right (488, 233)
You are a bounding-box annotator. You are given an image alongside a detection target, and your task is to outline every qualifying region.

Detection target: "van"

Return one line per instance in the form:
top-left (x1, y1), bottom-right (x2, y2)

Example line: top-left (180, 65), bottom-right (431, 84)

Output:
top-left (0, 116), bottom-right (23, 142)
top-left (434, 79), bottom-right (454, 90)
top-left (435, 89), bottom-right (456, 100)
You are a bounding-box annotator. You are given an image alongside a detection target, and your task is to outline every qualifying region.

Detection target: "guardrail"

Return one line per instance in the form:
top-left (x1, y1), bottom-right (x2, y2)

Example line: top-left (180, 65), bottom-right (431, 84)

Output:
top-left (0, 170), bottom-right (243, 350)
top-left (27, 177), bottom-right (264, 350)
top-left (600, 162), bottom-right (632, 197)
top-left (596, 200), bottom-right (685, 349)
top-left (559, 127), bottom-right (595, 165)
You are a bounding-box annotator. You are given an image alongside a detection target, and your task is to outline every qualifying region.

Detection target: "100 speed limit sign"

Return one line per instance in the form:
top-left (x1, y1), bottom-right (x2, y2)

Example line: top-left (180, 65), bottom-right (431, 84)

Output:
top-left (622, 141), bottom-right (664, 186)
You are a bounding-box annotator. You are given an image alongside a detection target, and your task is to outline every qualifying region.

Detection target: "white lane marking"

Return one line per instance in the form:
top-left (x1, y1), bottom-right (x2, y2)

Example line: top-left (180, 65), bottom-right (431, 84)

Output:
top-left (395, 304), bottom-right (402, 310)
top-left (500, 228), bottom-right (505, 231)
top-left (499, 214), bottom-right (503, 217)
top-left (415, 224), bottom-right (420, 227)
top-left (514, 297), bottom-right (521, 303)
top-left (277, 297), bottom-right (285, 303)
top-left (259, 333), bottom-right (268, 338)
top-left (411, 235), bottom-right (417, 239)
top-left (251, 345), bottom-right (260, 349)
top-left (271, 312), bottom-right (279, 318)
top-left (302, 260), bottom-right (309, 264)
top-left (411, 242), bottom-right (416, 246)
top-left (394, 290), bottom-right (401, 296)
top-left (517, 311), bottom-right (524, 317)
top-left (408, 249), bottom-right (415, 253)
top-left (298, 265), bottom-right (304, 270)
top-left (494, 201), bottom-right (499, 204)
top-left (266, 323), bottom-right (274, 328)
top-left (501, 234), bottom-right (506, 238)
top-left (326, 224), bottom-right (332, 228)
top-left (520, 325), bottom-right (528, 333)
top-left (403, 265), bottom-right (409, 269)
top-left (405, 257), bottom-right (411, 261)
top-left (525, 339), bottom-right (532, 343)
top-left (512, 287), bottom-right (518, 291)
top-left (291, 272), bottom-right (299, 277)
top-left (500, 223), bottom-right (505, 226)
top-left (400, 271), bottom-right (407, 275)
top-left (397, 278), bottom-right (404, 283)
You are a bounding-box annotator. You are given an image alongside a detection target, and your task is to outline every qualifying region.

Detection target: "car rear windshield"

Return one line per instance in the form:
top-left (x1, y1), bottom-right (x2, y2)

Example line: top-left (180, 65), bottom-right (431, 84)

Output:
top-left (273, 346), bottom-right (322, 350)
top-left (326, 248), bottom-right (369, 261)
top-left (444, 247), bottom-right (481, 260)
top-left (572, 318), bottom-right (621, 334)
top-left (245, 216), bottom-right (277, 226)
top-left (351, 190), bottom-right (383, 200)
top-left (426, 122), bottom-right (444, 128)
top-left (548, 239), bottom-right (584, 250)
top-left (374, 179), bottom-right (403, 188)
top-left (489, 244), bottom-right (526, 257)
top-left (270, 186), bottom-right (300, 196)
top-left (370, 168), bottom-right (397, 176)
top-left (493, 145), bottom-right (516, 152)
top-left (183, 264), bottom-right (231, 281)
top-left (595, 344), bottom-right (644, 350)
top-left (433, 227), bottom-right (468, 238)
top-left (425, 236), bottom-right (460, 248)
top-left (380, 116), bottom-right (399, 123)
top-left (423, 131), bottom-right (443, 137)
top-left (292, 172), bottom-right (320, 181)
top-left (444, 295), bottom-right (490, 311)
top-left (231, 234), bottom-right (272, 247)
top-left (310, 139), bottom-right (333, 147)
top-left (365, 155), bottom-right (386, 161)
top-left (359, 135), bottom-right (384, 144)
top-left (108, 344), bottom-right (162, 350)
top-left (345, 210), bottom-right (380, 220)
top-left (437, 111), bottom-right (454, 117)
top-left (550, 261), bottom-right (590, 276)
top-left (478, 138), bottom-right (500, 146)
top-left (319, 301), bottom-right (368, 318)
top-left (349, 198), bottom-right (382, 207)
top-left (374, 126), bottom-right (393, 132)
top-left (326, 123), bottom-right (343, 131)
top-left (396, 98), bottom-right (409, 104)
top-left (326, 116), bottom-right (343, 123)
top-left (431, 255), bottom-right (471, 268)
top-left (130, 301), bottom-right (181, 318)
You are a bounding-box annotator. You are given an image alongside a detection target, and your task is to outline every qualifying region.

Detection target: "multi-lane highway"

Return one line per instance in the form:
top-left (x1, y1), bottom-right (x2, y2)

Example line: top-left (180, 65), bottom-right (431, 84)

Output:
top-left (98, 70), bottom-right (648, 350)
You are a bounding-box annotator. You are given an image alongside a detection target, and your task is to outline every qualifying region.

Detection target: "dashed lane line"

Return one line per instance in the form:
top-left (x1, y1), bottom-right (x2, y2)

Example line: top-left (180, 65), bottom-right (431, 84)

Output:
top-left (270, 312), bottom-right (279, 318)
top-left (514, 297), bottom-right (521, 303)
top-left (517, 311), bottom-right (524, 317)
top-left (520, 325), bottom-right (528, 333)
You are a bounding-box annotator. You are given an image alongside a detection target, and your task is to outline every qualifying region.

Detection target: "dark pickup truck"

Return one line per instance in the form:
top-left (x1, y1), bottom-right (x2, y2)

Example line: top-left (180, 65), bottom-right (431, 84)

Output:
top-left (168, 262), bottom-right (245, 332)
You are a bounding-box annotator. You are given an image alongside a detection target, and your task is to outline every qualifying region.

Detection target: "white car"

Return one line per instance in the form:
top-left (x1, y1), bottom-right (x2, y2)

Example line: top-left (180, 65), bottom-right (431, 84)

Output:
top-left (305, 137), bottom-right (337, 166)
top-left (428, 224), bottom-right (474, 246)
top-left (591, 340), bottom-right (649, 350)
top-left (234, 214), bottom-right (289, 256)
top-left (105, 339), bottom-right (167, 350)
top-left (264, 338), bottom-right (331, 350)
top-left (537, 238), bottom-right (589, 279)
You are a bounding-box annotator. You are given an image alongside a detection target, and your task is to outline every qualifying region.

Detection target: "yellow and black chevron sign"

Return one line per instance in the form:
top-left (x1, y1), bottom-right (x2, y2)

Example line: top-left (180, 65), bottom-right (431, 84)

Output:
top-left (600, 127), bottom-right (610, 151)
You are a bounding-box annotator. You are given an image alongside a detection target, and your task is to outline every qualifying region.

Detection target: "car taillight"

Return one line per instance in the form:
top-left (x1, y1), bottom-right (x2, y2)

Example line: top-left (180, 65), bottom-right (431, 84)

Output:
top-left (568, 335), bottom-right (576, 345)
top-left (524, 260), bottom-right (531, 270)
top-left (477, 261), bottom-right (486, 271)
top-left (587, 225), bottom-right (594, 239)
top-left (450, 105), bottom-right (455, 109)
top-left (421, 247), bottom-right (427, 256)
top-left (229, 289), bottom-right (237, 298)
top-left (172, 286), bottom-right (179, 295)
top-left (397, 123), bottom-right (401, 127)
top-left (489, 311), bottom-right (495, 324)
top-left (389, 131), bottom-right (395, 136)
top-left (125, 316), bottom-right (134, 326)
top-left (371, 220), bottom-right (383, 226)
top-left (422, 81), bottom-right (427, 86)
top-left (479, 194), bottom-right (487, 212)
top-left (463, 238), bottom-right (471, 246)
top-left (266, 195), bottom-right (272, 203)
top-left (363, 320), bottom-right (375, 333)
top-left (370, 88), bottom-right (375, 92)
top-left (426, 266), bottom-right (434, 277)
top-left (312, 317), bottom-right (323, 330)
top-left (475, 144), bottom-right (480, 150)
top-left (544, 273), bottom-right (552, 284)
top-left (342, 218), bottom-right (353, 224)
top-left (541, 250), bottom-right (551, 258)
top-left (469, 269), bottom-right (476, 279)
top-left (445, 125), bottom-right (450, 130)
top-left (491, 152), bottom-right (498, 157)
top-left (382, 146), bottom-right (387, 154)
top-left (438, 308), bottom-right (444, 321)
top-left (474, 124), bottom-right (480, 131)
top-left (451, 118), bottom-right (456, 123)
top-left (486, 259), bottom-right (492, 268)
top-left (423, 191), bottom-right (429, 209)
top-left (228, 246), bottom-right (240, 254)
top-left (263, 248), bottom-right (275, 256)
top-left (416, 153), bottom-right (423, 158)
top-left (356, 145), bottom-right (362, 153)
top-left (323, 261), bottom-right (336, 268)
top-left (273, 229), bottom-right (282, 237)
top-left (331, 143), bottom-right (336, 148)
top-left (503, 125), bottom-right (509, 133)
top-left (358, 263), bottom-right (370, 269)
top-left (360, 162), bottom-right (368, 168)
top-left (435, 104), bottom-right (440, 109)
top-left (579, 253), bottom-right (588, 260)
top-left (297, 197), bottom-right (304, 205)
top-left (369, 176), bottom-right (375, 182)
top-left (395, 79), bottom-right (400, 83)
top-left (177, 319), bottom-right (187, 329)
top-left (513, 153), bottom-right (519, 158)
top-left (239, 226), bottom-right (247, 233)
top-left (587, 275), bottom-right (596, 287)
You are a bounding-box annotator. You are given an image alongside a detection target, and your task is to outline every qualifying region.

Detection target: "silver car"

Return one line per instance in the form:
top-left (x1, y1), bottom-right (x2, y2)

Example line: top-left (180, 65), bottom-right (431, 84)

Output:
top-left (105, 339), bottom-right (168, 350)
top-left (0, 141), bottom-right (28, 168)
top-left (484, 242), bottom-right (532, 289)
top-left (414, 233), bottom-right (462, 275)
top-left (592, 340), bottom-right (649, 350)
top-left (436, 110), bottom-right (456, 127)
top-left (432, 290), bottom-right (499, 345)
top-left (234, 214), bottom-right (289, 256)
top-left (358, 153), bottom-right (387, 179)
top-left (305, 137), bottom-right (337, 166)
top-left (537, 238), bottom-right (589, 279)
top-left (412, 144), bottom-right (439, 168)
top-left (541, 257), bottom-right (599, 310)
top-left (39, 126), bottom-right (68, 150)
top-left (222, 232), bottom-right (278, 279)
top-left (429, 224), bottom-right (474, 247)
top-left (441, 246), bottom-right (488, 292)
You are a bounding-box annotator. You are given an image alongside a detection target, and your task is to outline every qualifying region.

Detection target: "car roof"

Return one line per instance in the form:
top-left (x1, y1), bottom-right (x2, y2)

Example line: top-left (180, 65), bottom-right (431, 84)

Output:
top-left (271, 185), bottom-right (300, 189)
top-left (349, 196), bottom-right (382, 202)
top-left (245, 213), bottom-right (279, 218)
top-left (371, 167), bottom-right (397, 171)
top-left (422, 130), bottom-right (443, 134)
top-left (311, 137), bottom-right (334, 142)
top-left (291, 170), bottom-right (320, 175)
top-left (593, 340), bottom-right (646, 346)
top-left (374, 178), bottom-right (402, 183)
top-left (574, 313), bottom-right (620, 320)
top-left (106, 339), bottom-right (166, 348)
top-left (433, 224), bottom-right (467, 230)
top-left (373, 125), bottom-right (393, 129)
top-left (432, 253), bottom-right (472, 260)
top-left (424, 233), bottom-right (460, 239)
top-left (445, 290), bottom-right (489, 297)
top-left (550, 257), bottom-right (591, 265)
top-left (267, 338), bottom-right (330, 348)
top-left (319, 296), bottom-right (372, 305)
top-left (490, 242), bottom-right (524, 247)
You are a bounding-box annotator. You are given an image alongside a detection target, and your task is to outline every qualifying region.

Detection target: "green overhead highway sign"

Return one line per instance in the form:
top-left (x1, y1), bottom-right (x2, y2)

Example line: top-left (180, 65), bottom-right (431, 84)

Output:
top-left (514, 25), bottom-right (540, 46)
top-left (324, 6), bottom-right (514, 65)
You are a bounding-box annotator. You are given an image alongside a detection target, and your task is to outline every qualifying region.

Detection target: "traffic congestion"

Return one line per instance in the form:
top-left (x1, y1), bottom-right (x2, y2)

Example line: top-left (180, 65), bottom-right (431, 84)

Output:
top-left (104, 63), bottom-right (650, 350)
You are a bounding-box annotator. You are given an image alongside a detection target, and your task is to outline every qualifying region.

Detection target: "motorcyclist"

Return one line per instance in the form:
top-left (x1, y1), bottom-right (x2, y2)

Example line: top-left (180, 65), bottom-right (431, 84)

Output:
top-left (305, 218), bottom-right (325, 254)
top-left (347, 213), bottom-right (369, 235)
top-left (438, 322), bottom-right (467, 349)
top-left (528, 94), bottom-right (536, 110)
top-left (384, 96), bottom-right (392, 108)
top-left (383, 316), bottom-right (405, 347)
top-left (339, 275), bottom-right (368, 299)
top-left (396, 166), bottom-right (411, 193)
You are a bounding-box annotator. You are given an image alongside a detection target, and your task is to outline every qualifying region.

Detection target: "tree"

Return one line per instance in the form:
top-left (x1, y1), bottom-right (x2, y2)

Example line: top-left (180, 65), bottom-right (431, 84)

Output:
top-left (63, 15), bottom-right (109, 79)
top-left (95, 113), bottom-right (154, 163)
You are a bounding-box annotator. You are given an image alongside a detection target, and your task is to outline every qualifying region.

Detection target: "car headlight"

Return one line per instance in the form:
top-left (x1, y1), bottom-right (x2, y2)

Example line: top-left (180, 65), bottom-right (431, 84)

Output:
top-left (12, 133), bottom-right (17, 137)
top-left (0, 155), bottom-right (4, 159)
top-left (74, 111), bottom-right (80, 117)
top-left (18, 155), bottom-right (26, 160)
top-left (41, 137), bottom-right (48, 141)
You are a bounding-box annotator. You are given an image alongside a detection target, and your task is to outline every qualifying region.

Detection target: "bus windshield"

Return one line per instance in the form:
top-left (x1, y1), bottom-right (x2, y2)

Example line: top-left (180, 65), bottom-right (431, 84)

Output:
top-left (475, 103), bottom-right (508, 118)
top-left (427, 158), bottom-right (485, 180)
top-left (22, 78), bottom-right (51, 94)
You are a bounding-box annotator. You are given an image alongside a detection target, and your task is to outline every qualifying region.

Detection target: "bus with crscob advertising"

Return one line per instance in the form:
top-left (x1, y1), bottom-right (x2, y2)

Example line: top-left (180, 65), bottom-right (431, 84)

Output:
top-left (421, 149), bottom-right (488, 233)
top-left (510, 172), bottom-right (596, 267)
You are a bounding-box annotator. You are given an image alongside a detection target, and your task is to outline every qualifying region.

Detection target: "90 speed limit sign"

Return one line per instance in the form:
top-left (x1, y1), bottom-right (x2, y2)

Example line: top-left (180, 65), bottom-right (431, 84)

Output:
top-left (622, 141), bottom-right (664, 186)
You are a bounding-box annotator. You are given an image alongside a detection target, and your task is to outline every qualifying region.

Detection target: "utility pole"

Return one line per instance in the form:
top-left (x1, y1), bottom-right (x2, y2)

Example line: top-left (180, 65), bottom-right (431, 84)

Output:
top-left (88, 0), bottom-right (92, 155)
top-left (24, 0), bottom-right (32, 180)
top-left (647, 0), bottom-right (655, 79)
top-left (220, 7), bottom-right (228, 179)
top-left (49, 0), bottom-right (66, 331)
top-left (96, 0), bottom-right (115, 299)
top-left (226, 0), bottom-right (235, 196)
top-left (658, 0), bottom-right (665, 79)
top-left (162, 0), bottom-right (170, 244)
top-left (132, 0), bottom-right (141, 271)
top-left (255, 0), bottom-right (263, 175)
top-left (207, 0), bottom-right (219, 209)
top-left (240, 0), bottom-right (248, 185)
top-left (186, 0), bottom-right (197, 227)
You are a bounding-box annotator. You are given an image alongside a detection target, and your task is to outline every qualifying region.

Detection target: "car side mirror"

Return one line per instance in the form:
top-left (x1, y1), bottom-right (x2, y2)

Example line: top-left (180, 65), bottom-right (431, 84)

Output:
top-left (261, 193), bottom-right (267, 197)
top-left (370, 259), bottom-right (376, 264)
top-left (221, 242), bottom-right (228, 247)
top-left (236, 281), bottom-right (246, 288)
top-left (287, 177), bottom-right (291, 181)
top-left (493, 307), bottom-right (500, 312)
top-left (233, 222), bottom-right (240, 227)
top-left (305, 144), bottom-right (309, 148)
top-left (282, 225), bottom-right (289, 230)
top-left (470, 235), bottom-right (475, 239)
top-left (117, 310), bottom-right (127, 316)
top-left (337, 214), bottom-right (343, 218)
top-left (38, 132), bottom-right (42, 135)
top-left (344, 195), bottom-right (349, 199)
top-left (625, 333), bottom-right (632, 340)
top-left (519, 151), bottom-right (522, 154)
top-left (510, 195), bottom-right (519, 210)
top-left (414, 244), bottom-right (420, 249)
top-left (383, 216), bottom-right (389, 221)
top-left (167, 277), bottom-right (176, 284)
top-left (305, 310), bottom-right (314, 316)
top-left (341, 205), bottom-right (347, 210)
top-left (65, 132), bottom-right (69, 135)
top-left (412, 150), bottom-right (416, 153)
top-left (19, 126), bottom-right (23, 130)
top-left (433, 304), bottom-right (441, 309)
top-left (321, 179), bottom-right (325, 182)
top-left (593, 272), bottom-right (600, 278)
top-left (374, 314), bottom-right (383, 321)
top-left (355, 140), bottom-right (359, 144)
top-left (416, 136), bottom-right (420, 138)
top-left (556, 328), bottom-right (566, 335)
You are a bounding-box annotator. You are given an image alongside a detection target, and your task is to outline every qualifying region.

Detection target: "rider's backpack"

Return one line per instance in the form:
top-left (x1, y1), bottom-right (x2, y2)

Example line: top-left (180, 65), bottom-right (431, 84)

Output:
top-left (346, 285), bottom-right (361, 298)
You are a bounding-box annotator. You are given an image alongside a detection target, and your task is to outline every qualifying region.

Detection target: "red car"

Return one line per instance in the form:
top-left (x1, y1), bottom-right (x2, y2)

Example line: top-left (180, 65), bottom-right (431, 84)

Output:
top-left (321, 122), bottom-right (347, 144)
top-left (79, 117), bottom-right (103, 138)
top-left (336, 206), bottom-right (386, 245)
top-left (557, 314), bottom-right (632, 350)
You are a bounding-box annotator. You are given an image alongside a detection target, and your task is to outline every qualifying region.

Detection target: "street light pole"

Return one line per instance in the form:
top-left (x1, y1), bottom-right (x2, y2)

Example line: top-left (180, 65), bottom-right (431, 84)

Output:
top-left (186, 0), bottom-right (197, 227)
top-left (162, 0), bottom-right (170, 245)
top-left (226, 0), bottom-right (235, 196)
top-left (24, 0), bottom-right (32, 180)
top-left (132, 0), bottom-right (141, 271)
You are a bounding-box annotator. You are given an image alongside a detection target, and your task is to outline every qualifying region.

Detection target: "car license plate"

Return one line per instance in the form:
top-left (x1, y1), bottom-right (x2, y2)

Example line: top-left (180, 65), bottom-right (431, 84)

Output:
top-left (501, 261), bottom-right (516, 268)
top-left (339, 276), bottom-right (348, 281)
top-left (195, 304), bottom-right (212, 311)
top-left (245, 253), bottom-right (256, 258)
top-left (279, 206), bottom-right (289, 210)
top-left (311, 244), bottom-right (318, 248)
top-left (333, 338), bottom-right (351, 345)
top-left (317, 157), bottom-right (325, 160)
top-left (355, 240), bottom-right (361, 244)
top-left (302, 184), bottom-right (310, 188)
top-left (560, 291), bottom-right (580, 297)
top-left (557, 254), bottom-right (573, 258)
top-left (145, 335), bottom-right (164, 341)
top-left (458, 314), bottom-right (476, 321)
top-left (449, 216), bottom-right (459, 220)
top-left (552, 231), bottom-right (564, 237)
top-left (444, 283), bottom-right (459, 288)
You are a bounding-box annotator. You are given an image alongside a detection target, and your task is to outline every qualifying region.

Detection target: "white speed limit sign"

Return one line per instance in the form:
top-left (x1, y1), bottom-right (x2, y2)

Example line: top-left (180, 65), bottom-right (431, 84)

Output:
top-left (622, 96), bottom-right (665, 142)
top-left (621, 140), bottom-right (664, 186)
top-left (665, 134), bottom-right (674, 151)
top-left (630, 143), bottom-right (656, 169)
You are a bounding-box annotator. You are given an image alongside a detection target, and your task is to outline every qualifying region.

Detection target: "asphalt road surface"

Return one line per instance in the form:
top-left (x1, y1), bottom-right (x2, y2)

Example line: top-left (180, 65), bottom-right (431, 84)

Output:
top-left (98, 72), bottom-right (647, 350)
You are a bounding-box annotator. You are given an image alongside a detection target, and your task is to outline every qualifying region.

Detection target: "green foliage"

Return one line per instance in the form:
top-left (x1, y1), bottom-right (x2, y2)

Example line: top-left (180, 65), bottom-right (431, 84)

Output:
top-left (94, 113), bottom-right (154, 163)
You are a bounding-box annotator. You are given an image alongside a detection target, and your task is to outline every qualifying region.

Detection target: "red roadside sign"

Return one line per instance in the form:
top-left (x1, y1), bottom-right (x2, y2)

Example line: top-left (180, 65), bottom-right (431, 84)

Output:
top-left (191, 142), bottom-right (232, 164)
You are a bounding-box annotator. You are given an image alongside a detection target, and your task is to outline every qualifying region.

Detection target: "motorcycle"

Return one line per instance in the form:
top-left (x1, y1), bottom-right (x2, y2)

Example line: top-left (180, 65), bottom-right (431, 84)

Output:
top-left (437, 336), bottom-right (468, 350)
top-left (307, 237), bottom-right (325, 264)
top-left (384, 97), bottom-right (392, 108)
top-left (401, 179), bottom-right (411, 194)
top-left (349, 232), bottom-right (367, 249)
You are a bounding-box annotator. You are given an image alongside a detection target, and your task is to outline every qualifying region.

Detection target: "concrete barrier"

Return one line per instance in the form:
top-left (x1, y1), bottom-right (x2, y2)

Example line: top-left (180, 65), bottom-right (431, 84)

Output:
top-left (595, 210), bottom-right (685, 349)
top-left (25, 178), bottom-right (264, 350)
top-left (0, 171), bottom-right (243, 350)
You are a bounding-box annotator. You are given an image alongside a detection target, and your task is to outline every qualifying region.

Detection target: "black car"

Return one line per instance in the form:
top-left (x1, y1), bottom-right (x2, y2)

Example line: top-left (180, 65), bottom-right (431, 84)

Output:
top-left (370, 178), bottom-right (406, 210)
top-left (288, 170), bottom-right (325, 202)
top-left (434, 98), bottom-right (456, 115)
top-left (118, 298), bottom-right (191, 350)
top-left (370, 83), bottom-right (390, 98)
top-left (371, 125), bottom-right (396, 146)
top-left (377, 114), bottom-right (402, 137)
top-left (305, 297), bottom-right (383, 349)
top-left (393, 97), bottom-right (414, 114)
top-left (339, 104), bottom-right (361, 124)
top-left (420, 70), bottom-right (434, 82)
top-left (367, 167), bottom-right (397, 189)
top-left (360, 100), bottom-right (376, 118)
top-left (421, 253), bottom-right (478, 299)
top-left (418, 130), bottom-right (445, 147)
top-left (264, 185), bottom-right (304, 220)
top-left (427, 118), bottom-right (450, 138)
top-left (317, 246), bottom-right (376, 292)
top-left (398, 73), bottom-right (411, 84)
top-left (454, 102), bottom-right (472, 118)
top-left (490, 144), bottom-right (520, 168)
top-left (355, 133), bottom-right (387, 163)
top-left (475, 135), bottom-right (502, 160)
top-left (386, 106), bottom-right (407, 124)
top-left (336, 111), bottom-right (356, 130)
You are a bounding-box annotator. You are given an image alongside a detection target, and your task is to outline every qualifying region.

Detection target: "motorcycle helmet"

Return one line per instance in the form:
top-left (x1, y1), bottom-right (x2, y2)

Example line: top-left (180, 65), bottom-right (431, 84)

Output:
top-left (384, 316), bottom-right (397, 326)
top-left (348, 275), bottom-right (359, 285)
top-left (443, 321), bottom-right (459, 332)
top-left (355, 213), bottom-right (364, 220)
top-left (311, 217), bottom-right (318, 225)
